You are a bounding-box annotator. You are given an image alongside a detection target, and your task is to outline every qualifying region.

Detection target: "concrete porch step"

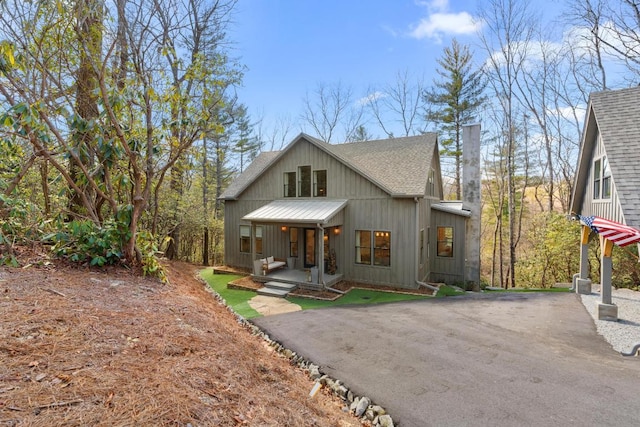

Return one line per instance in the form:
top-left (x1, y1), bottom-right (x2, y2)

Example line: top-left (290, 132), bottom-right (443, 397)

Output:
top-left (264, 281), bottom-right (297, 291)
top-left (257, 281), bottom-right (298, 298)
top-left (257, 287), bottom-right (291, 298)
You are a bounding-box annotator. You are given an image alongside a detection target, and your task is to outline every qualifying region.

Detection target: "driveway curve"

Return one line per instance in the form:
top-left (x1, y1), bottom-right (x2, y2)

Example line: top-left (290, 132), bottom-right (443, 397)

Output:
top-left (252, 292), bottom-right (640, 426)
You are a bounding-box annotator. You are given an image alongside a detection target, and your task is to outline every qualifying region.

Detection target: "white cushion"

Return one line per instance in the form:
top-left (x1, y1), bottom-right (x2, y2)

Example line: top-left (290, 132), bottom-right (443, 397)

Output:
top-left (267, 256), bottom-right (275, 263)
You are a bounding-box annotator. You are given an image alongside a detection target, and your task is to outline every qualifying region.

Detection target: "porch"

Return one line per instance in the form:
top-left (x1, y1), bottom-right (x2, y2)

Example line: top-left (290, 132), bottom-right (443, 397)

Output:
top-left (252, 267), bottom-right (343, 291)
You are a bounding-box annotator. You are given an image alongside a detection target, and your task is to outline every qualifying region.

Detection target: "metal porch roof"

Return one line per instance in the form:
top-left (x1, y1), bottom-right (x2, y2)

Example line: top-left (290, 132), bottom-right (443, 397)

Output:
top-left (242, 199), bottom-right (348, 224)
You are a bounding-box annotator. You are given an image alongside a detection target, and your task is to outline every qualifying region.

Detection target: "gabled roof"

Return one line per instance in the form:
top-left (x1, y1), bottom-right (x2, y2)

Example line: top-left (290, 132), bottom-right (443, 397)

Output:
top-left (571, 86), bottom-right (640, 227)
top-left (220, 132), bottom-right (439, 200)
top-left (220, 151), bottom-right (280, 200)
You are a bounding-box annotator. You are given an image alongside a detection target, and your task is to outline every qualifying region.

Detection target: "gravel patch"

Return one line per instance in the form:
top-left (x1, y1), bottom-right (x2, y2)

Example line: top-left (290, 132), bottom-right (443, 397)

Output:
top-left (580, 287), bottom-right (640, 354)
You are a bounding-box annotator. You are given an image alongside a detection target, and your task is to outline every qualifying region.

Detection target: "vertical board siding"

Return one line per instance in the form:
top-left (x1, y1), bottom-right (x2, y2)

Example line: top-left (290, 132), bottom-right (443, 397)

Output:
top-left (224, 137), bottom-right (433, 288)
top-left (580, 131), bottom-right (624, 223)
top-left (340, 197), bottom-right (417, 288)
top-left (429, 210), bottom-right (466, 284)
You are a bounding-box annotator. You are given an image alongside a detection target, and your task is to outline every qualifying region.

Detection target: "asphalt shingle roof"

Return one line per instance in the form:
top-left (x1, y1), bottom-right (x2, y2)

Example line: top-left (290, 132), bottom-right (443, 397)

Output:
top-left (220, 133), bottom-right (438, 200)
top-left (590, 86), bottom-right (640, 227)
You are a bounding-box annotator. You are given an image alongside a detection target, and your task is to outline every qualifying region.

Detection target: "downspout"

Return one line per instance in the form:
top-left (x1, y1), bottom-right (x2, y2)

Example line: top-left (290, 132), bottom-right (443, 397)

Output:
top-left (414, 197), bottom-right (439, 292)
top-left (414, 197), bottom-right (420, 285)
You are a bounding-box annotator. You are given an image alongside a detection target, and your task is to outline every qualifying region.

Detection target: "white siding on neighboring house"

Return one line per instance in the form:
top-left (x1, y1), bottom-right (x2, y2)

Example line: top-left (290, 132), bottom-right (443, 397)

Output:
top-left (579, 131), bottom-right (624, 223)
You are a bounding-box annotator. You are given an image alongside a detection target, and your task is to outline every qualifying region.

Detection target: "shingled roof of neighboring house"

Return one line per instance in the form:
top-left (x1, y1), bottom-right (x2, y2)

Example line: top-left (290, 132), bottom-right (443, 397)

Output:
top-left (571, 86), bottom-right (640, 227)
top-left (220, 133), bottom-right (440, 200)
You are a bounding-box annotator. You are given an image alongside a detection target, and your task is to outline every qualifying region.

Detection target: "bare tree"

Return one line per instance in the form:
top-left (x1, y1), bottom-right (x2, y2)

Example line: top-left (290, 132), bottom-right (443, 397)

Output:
top-left (563, 0), bottom-right (609, 90)
top-left (300, 82), bottom-right (363, 143)
top-left (479, 0), bottom-right (536, 288)
top-left (367, 70), bottom-right (427, 138)
top-left (254, 112), bottom-right (295, 151)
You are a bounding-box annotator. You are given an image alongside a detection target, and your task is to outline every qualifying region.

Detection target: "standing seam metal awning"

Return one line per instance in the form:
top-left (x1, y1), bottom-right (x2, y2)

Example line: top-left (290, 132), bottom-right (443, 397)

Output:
top-left (242, 199), bottom-right (348, 225)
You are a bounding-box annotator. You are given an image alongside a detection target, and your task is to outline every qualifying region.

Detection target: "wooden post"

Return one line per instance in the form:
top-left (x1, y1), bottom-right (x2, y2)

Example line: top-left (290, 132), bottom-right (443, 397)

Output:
top-left (318, 226), bottom-right (324, 286)
top-left (251, 223), bottom-right (256, 273)
top-left (600, 235), bottom-right (614, 305)
top-left (580, 225), bottom-right (591, 279)
top-left (597, 235), bottom-right (617, 321)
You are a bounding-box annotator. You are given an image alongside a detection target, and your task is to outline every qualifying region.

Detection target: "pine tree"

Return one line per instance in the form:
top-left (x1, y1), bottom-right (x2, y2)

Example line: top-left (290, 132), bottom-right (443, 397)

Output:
top-left (425, 39), bottom-right (485, 200)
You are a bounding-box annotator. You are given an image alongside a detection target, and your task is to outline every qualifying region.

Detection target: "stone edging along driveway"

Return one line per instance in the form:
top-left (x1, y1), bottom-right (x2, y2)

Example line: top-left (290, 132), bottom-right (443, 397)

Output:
top-left (201, 278), bottom-right (396, 427)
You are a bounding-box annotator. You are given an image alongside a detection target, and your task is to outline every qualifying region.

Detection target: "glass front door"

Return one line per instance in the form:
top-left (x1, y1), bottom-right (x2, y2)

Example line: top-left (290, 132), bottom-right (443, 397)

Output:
top-left (304, 228), bottom-right (315, 267)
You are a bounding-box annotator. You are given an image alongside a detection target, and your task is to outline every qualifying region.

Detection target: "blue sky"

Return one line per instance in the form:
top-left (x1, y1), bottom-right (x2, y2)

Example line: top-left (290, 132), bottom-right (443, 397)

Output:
top-left (229, 0), bottom-right (560, 143)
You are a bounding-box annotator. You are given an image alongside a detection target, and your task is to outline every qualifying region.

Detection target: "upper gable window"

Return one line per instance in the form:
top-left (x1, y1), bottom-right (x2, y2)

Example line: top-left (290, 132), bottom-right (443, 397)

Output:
top-left (314, 170), bottom-right (327, 197)
top-left (284, 172), bottom-right (296, 197)
top-left (593, 156), bottom-right (611, 200)
top-left (298, 166), bottom-right (311, 197)
top-left (428, 169), bottom-right (435, 196)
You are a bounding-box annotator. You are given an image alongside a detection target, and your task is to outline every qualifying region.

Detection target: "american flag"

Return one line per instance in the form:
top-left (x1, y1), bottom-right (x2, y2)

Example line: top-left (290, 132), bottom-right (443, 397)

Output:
top-left (577, 214), bottom-right (640, 247)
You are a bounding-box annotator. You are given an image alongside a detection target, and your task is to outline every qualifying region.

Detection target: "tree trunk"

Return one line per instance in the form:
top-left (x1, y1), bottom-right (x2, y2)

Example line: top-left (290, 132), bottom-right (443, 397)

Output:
top-left (203, 227), bottom-right (209, 266)
top-left (69, 0), bottom-right (102, 220)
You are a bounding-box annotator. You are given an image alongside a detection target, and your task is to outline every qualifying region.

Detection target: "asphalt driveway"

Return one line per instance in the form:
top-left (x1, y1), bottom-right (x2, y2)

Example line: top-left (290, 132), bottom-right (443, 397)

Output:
top-left (252, 292), bottom-right (640, 426)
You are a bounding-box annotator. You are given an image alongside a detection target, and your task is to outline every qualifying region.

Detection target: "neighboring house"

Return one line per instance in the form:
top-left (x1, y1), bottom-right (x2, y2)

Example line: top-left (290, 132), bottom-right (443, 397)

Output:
top-left (220, 129), bottom-right (481, 289)
top-left (570, 86), bottom-right (640, 320)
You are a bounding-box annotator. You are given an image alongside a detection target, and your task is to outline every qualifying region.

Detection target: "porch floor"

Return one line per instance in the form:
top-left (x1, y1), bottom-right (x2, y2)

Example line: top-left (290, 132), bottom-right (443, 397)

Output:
top-left (252, 268), bottom-right (343, 289)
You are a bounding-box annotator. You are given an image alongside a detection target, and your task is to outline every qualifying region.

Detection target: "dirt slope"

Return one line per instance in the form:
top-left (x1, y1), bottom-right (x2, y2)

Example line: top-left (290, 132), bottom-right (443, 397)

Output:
top-left (0, 261), bottom-right (361, 426)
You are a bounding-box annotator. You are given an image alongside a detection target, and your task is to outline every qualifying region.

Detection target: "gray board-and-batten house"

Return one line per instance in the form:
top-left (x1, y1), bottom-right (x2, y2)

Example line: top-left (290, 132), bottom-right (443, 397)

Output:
top-left (220, 125), bottom-right (481, 290)
top-left (570, 86), bottom-right (640, 320)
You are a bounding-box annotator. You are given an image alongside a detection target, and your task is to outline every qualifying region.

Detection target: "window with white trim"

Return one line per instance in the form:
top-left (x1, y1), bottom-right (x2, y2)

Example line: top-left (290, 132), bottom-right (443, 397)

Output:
top-left (593, 156), bottom-right (611, 200)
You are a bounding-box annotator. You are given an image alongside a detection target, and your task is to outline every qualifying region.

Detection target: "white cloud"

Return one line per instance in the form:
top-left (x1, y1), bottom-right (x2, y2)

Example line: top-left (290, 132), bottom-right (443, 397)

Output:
top-left (357, 91), bottom-right (387, 106)
top-left (410, 12), bottom-right (482, 41)
top-left (409, 0), bottom-right (483, 42)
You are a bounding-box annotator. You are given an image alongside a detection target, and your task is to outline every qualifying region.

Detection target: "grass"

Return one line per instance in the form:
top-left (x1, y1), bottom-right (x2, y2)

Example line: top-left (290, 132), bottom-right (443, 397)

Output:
top-left (200, 268), bottom-right (569, 318)
top-left (199, 269), bottom-right (262, 319)
top-left (287, 288), bottom-right (429, 310)
top-left (435, 285), bottom-right (467, 297)
top-left (199, 269), bottom-right (431, 316)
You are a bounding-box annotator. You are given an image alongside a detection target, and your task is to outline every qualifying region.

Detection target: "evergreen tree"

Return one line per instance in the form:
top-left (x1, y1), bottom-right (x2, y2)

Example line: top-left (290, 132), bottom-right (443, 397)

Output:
top-left (348, 125), bottom-right (373, 142)
top-left (233, 105), bottom-right (261, 172)
top-left (425, 39), bottom-right (485, 200)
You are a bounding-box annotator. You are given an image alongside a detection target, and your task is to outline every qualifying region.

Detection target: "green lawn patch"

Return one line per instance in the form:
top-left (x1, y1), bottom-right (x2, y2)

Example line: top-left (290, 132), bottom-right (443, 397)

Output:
top-left (435, 285), bottom-right (466, 297)
top-left (199, 269), bottom-right (262, 319)
top-left (288, 288), bottom-right (429, 309)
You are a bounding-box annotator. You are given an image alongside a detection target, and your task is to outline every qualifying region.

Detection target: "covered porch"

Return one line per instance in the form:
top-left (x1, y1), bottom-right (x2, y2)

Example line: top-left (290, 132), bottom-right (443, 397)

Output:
top-left (253, 267), bottom-right (344, 290)
top-left (243, 199), bottom-right (347, 290)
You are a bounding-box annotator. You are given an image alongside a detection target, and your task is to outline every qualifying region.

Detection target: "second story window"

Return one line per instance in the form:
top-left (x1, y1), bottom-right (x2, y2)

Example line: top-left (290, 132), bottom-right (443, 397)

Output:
top-left (284, 172), bottom-right (296, 197)
top-left (314, 170), bottom-right (327, 197)
top-left (593, 156), bottom-right (611, 200)
top-left (428, 169), bottom-right (435, 196)
top-left (299, 166), bottom-right (311, 197)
